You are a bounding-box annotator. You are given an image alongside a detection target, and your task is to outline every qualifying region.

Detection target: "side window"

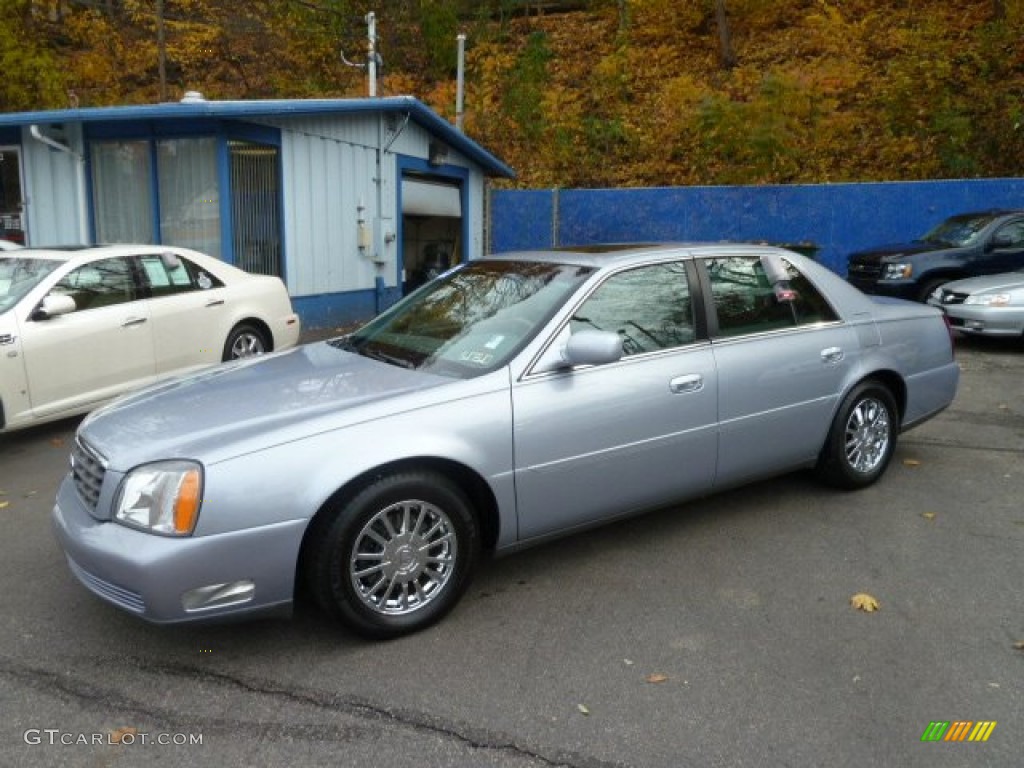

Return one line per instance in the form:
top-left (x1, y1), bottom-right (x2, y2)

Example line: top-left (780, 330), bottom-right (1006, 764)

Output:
top-left (993, 220), bottom-right (1024, 247)
top-left (706, 255), bottom-right (838, 338)
top-left (52, 257), bottom-right (137, 311)
top-left (571, 262), bottom-right (695, 356)
top-left (138, 254), bottom-right (222, 298)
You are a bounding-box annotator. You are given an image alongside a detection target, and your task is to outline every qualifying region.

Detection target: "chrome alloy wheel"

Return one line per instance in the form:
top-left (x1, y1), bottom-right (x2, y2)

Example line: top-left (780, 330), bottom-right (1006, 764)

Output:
top-left (230, 332), bottom-right (266, 358)
top-left (843, 396), bottom-right (891, 474)
top-left (349, 500), bottom-right (457, 616)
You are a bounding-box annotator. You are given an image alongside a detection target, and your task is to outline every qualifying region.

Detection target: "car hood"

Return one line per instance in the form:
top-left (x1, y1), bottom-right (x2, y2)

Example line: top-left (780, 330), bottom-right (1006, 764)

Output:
top-left (941, 272), bottom-right (1024, 294)
top-left (79, 341), bottom-right (452, 469)
top-left (848, 240), bottom-right (955, 263)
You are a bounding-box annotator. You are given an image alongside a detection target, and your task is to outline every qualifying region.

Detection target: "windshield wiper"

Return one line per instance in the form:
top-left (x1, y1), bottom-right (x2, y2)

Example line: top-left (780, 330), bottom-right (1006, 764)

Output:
top-left (360, 344), bottom-right (415, 370)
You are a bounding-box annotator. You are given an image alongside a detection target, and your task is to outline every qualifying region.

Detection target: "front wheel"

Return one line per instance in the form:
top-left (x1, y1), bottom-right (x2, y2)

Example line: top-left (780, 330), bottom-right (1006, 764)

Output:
top-left (306, 471), bottom-right (480, 639)
top-left (816, 382), bottom-right (898, 489)
top-left (917, 278), bottom-right (949, 303)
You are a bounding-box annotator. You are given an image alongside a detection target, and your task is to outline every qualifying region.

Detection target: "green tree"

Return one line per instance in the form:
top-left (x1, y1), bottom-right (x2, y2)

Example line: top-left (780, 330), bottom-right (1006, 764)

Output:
top-left (0, 0), bottom-right (65, 110)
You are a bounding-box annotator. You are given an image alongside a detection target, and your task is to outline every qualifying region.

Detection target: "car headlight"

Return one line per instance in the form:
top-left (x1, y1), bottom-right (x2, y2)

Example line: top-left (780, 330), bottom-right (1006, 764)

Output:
top-left (964, 293), bottom-right (1011, 306)
top-left (881, 263), bottom-right (912, 280)
top-left (115, 461), bottom-right (203, 536)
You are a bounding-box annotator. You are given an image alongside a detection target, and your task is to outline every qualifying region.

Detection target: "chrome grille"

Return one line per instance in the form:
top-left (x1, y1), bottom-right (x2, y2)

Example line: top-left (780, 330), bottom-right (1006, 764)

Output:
top-left (71, 439), bottom-right (106, 512)
top-left (66, 556), bottom-right (145, 614)
top-left (847, 262), bottom-right (881, 278)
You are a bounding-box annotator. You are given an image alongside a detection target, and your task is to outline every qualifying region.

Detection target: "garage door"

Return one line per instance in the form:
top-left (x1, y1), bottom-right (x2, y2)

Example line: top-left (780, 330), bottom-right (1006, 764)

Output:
top-left (402, 178), bottom-right (461, 217)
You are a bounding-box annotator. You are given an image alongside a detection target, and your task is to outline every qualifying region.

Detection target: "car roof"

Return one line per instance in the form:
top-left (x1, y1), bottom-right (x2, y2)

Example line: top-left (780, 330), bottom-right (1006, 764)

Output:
top-left (485, 242), bottom-right (794, 269)
top-left (947, 209), bottom-right (1024, 220)
top-left (5, 244), bottom-right (206, 263)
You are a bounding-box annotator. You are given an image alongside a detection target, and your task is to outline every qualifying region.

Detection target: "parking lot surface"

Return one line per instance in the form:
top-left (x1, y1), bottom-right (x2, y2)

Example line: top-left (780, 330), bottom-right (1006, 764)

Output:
top-left (1, 335), bottom-right (1021, 767)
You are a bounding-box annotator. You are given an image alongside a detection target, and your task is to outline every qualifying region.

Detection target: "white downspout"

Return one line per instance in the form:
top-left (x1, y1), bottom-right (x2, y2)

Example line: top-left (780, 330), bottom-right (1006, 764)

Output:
top-left (29, 125), bottom-right (89, 244)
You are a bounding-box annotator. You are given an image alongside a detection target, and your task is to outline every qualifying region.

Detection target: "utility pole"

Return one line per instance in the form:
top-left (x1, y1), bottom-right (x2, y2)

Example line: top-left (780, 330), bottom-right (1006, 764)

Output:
top-left (156, 0), bottom-right (168, 100)
top-left (456, 33), bottom-right (466, 131)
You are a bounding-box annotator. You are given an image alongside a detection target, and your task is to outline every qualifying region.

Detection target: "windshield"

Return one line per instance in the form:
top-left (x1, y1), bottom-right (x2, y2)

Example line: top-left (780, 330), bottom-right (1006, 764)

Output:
top-left (0, 257), bottom-right (63, 314)
top-left (335, 260), bottom-right (595, 378)
top-left (921, 215), bottom-right (994, 247)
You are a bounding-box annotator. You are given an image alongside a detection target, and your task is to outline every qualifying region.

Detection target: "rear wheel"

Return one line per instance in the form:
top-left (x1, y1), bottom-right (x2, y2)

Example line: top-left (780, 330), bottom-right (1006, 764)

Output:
top-left (306, 471), bottom-right (480, 639)
top-left (222, 323), bottom-right (269, 361)
top-left (816, 382), bottom-right (898, 489)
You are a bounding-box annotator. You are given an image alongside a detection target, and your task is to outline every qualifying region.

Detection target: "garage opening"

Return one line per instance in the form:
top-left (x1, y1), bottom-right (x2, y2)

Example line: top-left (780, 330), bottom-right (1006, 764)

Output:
top-left (401, 177), bottom-right (462, 295)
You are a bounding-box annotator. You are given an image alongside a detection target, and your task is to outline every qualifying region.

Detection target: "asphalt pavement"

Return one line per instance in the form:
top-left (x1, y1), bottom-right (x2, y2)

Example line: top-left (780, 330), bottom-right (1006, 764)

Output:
top-left (0, 334), bottom-right (1021, 768)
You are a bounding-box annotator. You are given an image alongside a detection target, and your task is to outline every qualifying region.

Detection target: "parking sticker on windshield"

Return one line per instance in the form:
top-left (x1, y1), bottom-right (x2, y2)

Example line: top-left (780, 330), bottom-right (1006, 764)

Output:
top-left (484, 335), bottom-right (506, 350)
top-left (459, 350), bottom-right (494, 365)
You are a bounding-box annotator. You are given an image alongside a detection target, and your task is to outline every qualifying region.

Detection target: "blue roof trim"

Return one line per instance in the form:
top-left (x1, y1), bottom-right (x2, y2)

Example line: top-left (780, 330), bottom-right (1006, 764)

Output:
top-left (0, 96), bottom-right (515, 178)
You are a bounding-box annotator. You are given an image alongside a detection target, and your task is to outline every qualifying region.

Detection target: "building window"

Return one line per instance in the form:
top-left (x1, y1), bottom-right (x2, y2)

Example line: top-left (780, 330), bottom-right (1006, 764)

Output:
top-left (230, 141), bottom-right (281, 277)
top-left (158, 138), bottom-right (221, 258)
top-left (91, 141), bottom-right (154, 243)
top-left (89, 136), bottom-right (281, 277)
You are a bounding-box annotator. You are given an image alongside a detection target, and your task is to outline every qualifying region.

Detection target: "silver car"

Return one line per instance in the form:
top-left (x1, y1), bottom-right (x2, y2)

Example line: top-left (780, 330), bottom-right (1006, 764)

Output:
top-left (927, 271), bottom-right (1024, 338)
top-left (53, 244), bottom-right (959, 638)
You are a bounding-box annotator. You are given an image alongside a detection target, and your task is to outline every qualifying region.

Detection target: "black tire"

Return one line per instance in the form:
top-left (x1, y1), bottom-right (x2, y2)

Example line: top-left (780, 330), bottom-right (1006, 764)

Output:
top-left (222, 323), bottom-right (269, 361)
top-left (917, 278), bottom-right (949, 303)
top-left (306, 471), bottom-right (480, 639)
top-left (816, 381), bottom-right (898, 490)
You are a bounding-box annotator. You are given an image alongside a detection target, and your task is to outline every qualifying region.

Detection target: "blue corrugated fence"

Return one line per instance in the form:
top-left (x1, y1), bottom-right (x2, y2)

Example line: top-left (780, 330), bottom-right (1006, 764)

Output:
top-left (489, 179), bottom-right (1024, 274)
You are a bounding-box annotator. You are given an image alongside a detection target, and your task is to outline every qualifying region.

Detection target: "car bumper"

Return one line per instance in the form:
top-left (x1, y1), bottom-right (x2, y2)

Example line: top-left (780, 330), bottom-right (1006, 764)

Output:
top-left (846, 277), bottom-right (918, 300)
top-left (926, 302), bottom-right (1024, 337)
top-left (52, 474), bottom-right (307, 624)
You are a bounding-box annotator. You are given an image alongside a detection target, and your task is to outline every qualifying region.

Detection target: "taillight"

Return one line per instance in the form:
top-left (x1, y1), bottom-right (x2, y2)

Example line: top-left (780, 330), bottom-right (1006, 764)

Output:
top-left (941, 312), bottom-right (956, 357)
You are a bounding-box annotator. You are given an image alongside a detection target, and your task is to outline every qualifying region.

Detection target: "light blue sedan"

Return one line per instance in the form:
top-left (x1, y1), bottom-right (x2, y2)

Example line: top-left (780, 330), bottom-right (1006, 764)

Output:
top-left (53, 244), bottom-right (959, 638)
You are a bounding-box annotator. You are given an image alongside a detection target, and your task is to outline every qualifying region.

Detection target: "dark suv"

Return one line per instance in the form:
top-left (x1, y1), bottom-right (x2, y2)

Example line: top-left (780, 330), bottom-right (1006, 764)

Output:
top-left (846, 210), bottom-right (1024, 302)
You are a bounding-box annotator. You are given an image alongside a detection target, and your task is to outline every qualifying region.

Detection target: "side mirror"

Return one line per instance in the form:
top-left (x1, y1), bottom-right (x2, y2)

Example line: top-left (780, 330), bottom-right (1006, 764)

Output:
top-left (32, 293), bottom-right (77, 321)
top-left (562, 329), bottom-right (623, 367)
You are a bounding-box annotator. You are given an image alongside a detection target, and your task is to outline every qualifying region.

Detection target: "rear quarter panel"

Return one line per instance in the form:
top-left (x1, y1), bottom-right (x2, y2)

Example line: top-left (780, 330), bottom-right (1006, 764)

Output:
top-left (861, 305), bottom-right (959, 427)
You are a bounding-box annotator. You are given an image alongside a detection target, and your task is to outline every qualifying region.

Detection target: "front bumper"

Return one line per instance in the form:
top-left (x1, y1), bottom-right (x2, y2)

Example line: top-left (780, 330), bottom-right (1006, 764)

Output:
top-left (52, 474), bottom-right (307, 624)
top-left (846, 276), bottom-right (919, 300)
top-left (927, 302), bottom-right (1024, 337)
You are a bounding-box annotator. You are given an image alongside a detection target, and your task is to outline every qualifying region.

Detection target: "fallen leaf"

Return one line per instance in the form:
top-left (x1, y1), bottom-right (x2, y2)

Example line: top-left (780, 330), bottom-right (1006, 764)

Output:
top-left (646, 673), bottom-right (669, 684)
top-left (577, 704), bottom-right (590, 716)
top-left (921, 512), bottom-right (936, 520)
top-left (850, 593), bottom-right (880, 612)
top-left (0, 501), bottom-right (8, 510)
top-left (902, 459), bottom-right (921, 467)
top-left (1013, 641), bottom-right (1024, 651)
top-left (109, 727), bottom-right (138, 744)
top-left (623, 659), bottom-right (634, 666)
top-left (998, 404), bottom-right (1009, 410)
top-left (49, 438), bottom-right (65, 447)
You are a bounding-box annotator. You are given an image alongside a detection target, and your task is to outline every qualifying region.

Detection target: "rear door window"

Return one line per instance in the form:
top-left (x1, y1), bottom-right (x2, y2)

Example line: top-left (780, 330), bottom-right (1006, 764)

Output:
top-left (704, 255), bottom-right (838, 337)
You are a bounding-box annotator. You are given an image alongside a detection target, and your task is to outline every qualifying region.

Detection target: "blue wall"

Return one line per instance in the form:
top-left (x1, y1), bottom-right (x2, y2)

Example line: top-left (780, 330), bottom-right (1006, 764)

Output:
top-left (489, 179), bottom-right (1024, 274)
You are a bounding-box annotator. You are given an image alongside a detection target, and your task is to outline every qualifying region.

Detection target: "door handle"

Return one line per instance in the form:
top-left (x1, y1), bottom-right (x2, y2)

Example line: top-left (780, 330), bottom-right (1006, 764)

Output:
top-left (205, 299), bottom-right (225, 308)
top-left (122, 317), bottom-right (147, 327)
top-left (669, 374), bottom-right (704, 394)
top-left (820, 346), bottom-right (844, 364)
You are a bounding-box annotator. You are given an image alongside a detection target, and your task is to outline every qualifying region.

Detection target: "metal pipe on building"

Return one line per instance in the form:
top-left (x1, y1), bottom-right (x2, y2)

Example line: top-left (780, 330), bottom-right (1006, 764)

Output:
top-left (366, 12), bottom-right (378, 98)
